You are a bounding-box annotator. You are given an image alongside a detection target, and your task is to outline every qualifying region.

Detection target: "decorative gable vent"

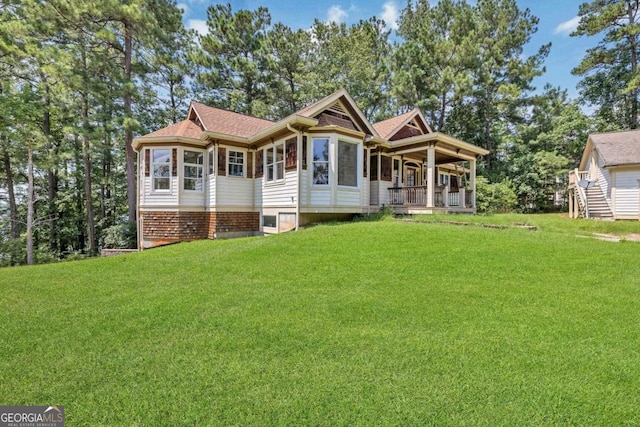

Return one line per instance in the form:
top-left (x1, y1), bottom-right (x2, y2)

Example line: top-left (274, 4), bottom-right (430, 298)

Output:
top-left (328, 101), bottom-right (348, 116)
top-left (407, 119), bottom-right (421, 131)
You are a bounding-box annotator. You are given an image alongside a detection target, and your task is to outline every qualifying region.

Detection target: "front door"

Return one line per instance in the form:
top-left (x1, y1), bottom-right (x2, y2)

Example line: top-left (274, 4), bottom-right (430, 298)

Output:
top-left (405, 163), bottom-right (420, 186)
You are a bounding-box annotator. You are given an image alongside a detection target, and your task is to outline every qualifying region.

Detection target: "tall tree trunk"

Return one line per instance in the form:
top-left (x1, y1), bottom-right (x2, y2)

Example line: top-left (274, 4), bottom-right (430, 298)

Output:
top-left (41, 72), bottom-right (59, 253)
top-left (82, 132), bottom-right (96, 255)
top-left (438, 91), bottom-right (446, 131)
top-left (73, 136), bottom-right (85, 252)
top-left (1, 138), bottom-right (19, 239)
top-left (628, 1), bottom-right (638, 129)
top-left (80, 46), bottom-right (96, 256)
top-left (27, 141), bottom-right (34, 265)
top-left (124, 18), bottom-right (137, 223)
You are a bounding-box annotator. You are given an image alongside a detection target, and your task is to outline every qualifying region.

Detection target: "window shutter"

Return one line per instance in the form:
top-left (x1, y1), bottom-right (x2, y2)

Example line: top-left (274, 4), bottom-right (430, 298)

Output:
top-left (144, 149), bottom-right (150, 177)
top-left (171, 148), bottom-right (177, 177)
top-left (302, 136), bottom-right (308, 170)
top-left (370, 155), bottom-right (378, 180)
top-left (363, 151), bottom-right (367, 178)
top-left (247, 151), bottom-right (253, 178)
top-left (218, 147), bottom-right (226, 176)
top-left (255, 149), bottom-right (264, 178)
top-left (285, 137), bottom-right (297, 171)
top-left (381, 156), bottom-right (392, 182)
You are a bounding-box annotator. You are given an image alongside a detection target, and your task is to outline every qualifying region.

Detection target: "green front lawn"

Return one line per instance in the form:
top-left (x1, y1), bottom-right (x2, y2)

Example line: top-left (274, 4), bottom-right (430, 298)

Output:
top-left (1, 217), bottom-right (640, 425)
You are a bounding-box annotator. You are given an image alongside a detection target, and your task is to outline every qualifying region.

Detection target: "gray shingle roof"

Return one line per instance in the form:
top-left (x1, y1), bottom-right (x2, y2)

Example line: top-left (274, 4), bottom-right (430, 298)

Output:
top-left (591, 130), bottom-right (640, 167)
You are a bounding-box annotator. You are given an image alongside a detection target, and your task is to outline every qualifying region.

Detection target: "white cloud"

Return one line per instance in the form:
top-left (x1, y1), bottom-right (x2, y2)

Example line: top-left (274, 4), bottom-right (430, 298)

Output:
top-left (187, 19), bottom-right (208, 36)
top-left (554, 16), bottom-right (581, 35)
top-left (176, 3), bottom-right (189, 15)
top-left (327, 5), bottom-right (348, 24)
top-left (381, 2), bottom-right (399, 30)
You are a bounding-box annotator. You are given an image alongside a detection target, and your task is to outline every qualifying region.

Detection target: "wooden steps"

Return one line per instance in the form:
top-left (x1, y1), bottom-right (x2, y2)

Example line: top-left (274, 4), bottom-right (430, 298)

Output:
top-left (584, 185), bottom-right (613, 220)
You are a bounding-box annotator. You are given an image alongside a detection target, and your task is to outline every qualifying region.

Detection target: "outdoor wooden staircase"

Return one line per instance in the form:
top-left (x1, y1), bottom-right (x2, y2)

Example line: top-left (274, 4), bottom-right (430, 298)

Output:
top-left (582, 185), bottom-right (613, 220)
top-left (569, 168), bottom-right (614, 220)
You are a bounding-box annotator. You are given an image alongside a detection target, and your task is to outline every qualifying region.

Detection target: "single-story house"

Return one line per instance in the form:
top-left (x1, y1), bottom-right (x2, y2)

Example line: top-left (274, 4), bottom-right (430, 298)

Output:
top-left (568, 129), bottom-right (640, 220)
top-left (133, 89), bottom-right (489, 248)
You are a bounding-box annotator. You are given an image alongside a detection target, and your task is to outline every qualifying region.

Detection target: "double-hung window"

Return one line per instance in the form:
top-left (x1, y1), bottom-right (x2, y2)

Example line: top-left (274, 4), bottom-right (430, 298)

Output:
top-left (228, 150), bottom-right (244, 177)
top-left (337, 140), bottom-right (358, 187)
top-left (152, 149), bottom-right (171, 190)
top-left (183, 150), bottom-right (203, 191)
top-left (266, 143), bottom-right (284, 182)
top-left (312, 138), bottom-right (329, 185)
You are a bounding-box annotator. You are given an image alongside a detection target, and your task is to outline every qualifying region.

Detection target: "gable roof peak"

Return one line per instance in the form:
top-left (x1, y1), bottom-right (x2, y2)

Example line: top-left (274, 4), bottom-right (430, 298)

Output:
top-left (373, 108), bottom-right (432, 140)
top-left (294, 89), bottom-right (379, 137)
top-left (188, 100), bottom-right (274, 138)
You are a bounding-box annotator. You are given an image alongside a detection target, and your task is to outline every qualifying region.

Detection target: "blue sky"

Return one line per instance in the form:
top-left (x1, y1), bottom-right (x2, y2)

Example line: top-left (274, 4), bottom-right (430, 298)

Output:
top-left (178, 0), bottom-right (599, 101)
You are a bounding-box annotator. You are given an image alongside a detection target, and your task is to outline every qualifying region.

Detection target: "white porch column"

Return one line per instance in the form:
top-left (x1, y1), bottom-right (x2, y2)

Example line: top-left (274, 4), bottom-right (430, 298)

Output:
top-left (470, 158), bottom-right (477, 209)
top-left (568, 189), bottom-right (574, 218)
top-left (426, 145), bottom-right (435, 207)
top-left (460, 187), bottom-right (466, 209)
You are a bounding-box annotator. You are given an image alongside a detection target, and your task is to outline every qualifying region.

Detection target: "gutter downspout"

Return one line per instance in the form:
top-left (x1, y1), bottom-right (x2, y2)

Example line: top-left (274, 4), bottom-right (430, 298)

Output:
top-left (287, 123), bottom-right (302, 231)
top-left (133, 145), bottom-right (142, 250)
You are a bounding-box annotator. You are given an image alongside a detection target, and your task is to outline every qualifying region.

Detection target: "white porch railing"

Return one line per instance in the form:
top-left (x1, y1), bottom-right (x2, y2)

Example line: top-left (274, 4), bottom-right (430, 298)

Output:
top-left (388, 186), bottom-right (472, 209)
top-left (389, 186), bottom-right (429, 206)
top-left (568, 168), bottom-right (589, 218)
top-left (448, 191), bottom-right (460, 206)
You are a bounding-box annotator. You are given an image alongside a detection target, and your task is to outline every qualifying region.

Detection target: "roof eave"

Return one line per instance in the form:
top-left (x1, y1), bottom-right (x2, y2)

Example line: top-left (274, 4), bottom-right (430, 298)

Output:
top-left (308, 125), bottom-right (365, 139)
top-left (249, 115), bottom-right (319, 143)
top-left (604, 162), bottom-right (640, 168)
top-left (200, 131), bottom-right (249, 144)
top-left (132, 135), bottom-right (205, 150)
top-left (390, 132), bottom-right (489, 156)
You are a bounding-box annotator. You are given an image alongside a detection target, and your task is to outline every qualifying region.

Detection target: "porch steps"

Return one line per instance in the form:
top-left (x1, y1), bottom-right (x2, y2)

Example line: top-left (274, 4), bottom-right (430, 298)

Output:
top-left (584, 185), bottom-right (613, 220)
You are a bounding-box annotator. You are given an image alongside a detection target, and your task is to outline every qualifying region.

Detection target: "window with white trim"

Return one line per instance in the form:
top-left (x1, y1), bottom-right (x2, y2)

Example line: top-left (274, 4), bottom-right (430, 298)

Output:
top-left (228, 150), bottom-right (244, 177)
top-left (266, 143), bottom-right (284, 182)
top-left (183, 150), bottom-right (204, 191)
top-left (152, 149), bottom-right (171, 190)
top-left (439, 173), bottom-right (450, 186)
top-left (337, 140), bottom-right (358, 187)
top-left (312, 138), bottom-right (329, 185)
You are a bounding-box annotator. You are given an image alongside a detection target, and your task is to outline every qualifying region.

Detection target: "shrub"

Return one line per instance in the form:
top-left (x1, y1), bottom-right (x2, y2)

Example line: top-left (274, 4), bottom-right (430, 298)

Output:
top-left (101, 221), bottom-right (137, 249)
top-left (475, 176), bottom-right (518, 214)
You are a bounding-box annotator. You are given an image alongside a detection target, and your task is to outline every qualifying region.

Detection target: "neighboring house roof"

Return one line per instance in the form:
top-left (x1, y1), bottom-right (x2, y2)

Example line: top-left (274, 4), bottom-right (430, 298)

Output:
top-left (588, 130), bottom-right (640, 167)
top-left (144, 119), bottom-right (203, 139)
top-left (189, 101), bottom-right (274, 138)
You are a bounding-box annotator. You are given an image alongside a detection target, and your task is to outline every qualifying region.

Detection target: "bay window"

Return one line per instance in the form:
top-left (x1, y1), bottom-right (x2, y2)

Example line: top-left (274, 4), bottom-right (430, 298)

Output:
top-left (183, 150), bottom-right (203, 191)
top-left (312, 138), bottom-right (329, 185)
top-left (337, 140), bottom-right (358, 187)
top-left (228, 150), bottom-right (244, 177)
top-left (152, 149), bottom-right (171, 190)
top-left (266, 143), bottom-right (284, 182)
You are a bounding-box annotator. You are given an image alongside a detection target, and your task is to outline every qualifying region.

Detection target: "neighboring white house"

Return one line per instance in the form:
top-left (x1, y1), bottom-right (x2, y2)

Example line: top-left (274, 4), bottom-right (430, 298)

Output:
top-left (568, 129), bottom-right (640, 220)
top-left (133, 89), bottom-right (489, 248)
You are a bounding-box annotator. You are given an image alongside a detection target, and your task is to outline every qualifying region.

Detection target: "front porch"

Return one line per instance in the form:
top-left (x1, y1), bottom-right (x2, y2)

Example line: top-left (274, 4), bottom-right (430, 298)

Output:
top-left (387, 185), bottom-right (476, 214)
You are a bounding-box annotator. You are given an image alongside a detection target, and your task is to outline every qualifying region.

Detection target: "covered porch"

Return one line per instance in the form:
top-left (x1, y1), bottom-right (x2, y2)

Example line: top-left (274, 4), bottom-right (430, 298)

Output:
top-left (369, 133), bottom-right (489, 214)
top-left (388, 185), bottom-right (476, 214)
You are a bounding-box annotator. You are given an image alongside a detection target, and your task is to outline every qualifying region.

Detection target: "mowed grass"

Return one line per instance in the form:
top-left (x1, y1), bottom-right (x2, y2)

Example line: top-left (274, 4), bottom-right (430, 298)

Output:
top-left (1, 218), bottom-right (640, 425)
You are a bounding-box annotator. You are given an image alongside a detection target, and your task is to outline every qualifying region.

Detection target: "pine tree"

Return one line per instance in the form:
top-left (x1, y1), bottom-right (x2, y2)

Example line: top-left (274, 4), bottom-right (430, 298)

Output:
top-left (572, 0), bottom-right (640, 129)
